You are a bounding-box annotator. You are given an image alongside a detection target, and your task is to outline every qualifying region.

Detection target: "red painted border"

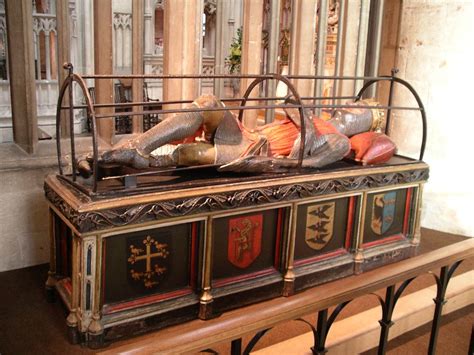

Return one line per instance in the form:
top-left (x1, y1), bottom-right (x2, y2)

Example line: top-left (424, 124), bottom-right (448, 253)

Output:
top-left (212, 267), bottom-right (277, 288)
top-left (190, 222), bottom-right (198, 289)
top-left (61, 277), bottom-right (72, 295)
top-left (345, 196), bottom-right (356, 250)
top-left (274, 209), bottom-right (284, 269)
top-left (101, 239), bottom-right (107, 307)
top-left (61, 225), bottom-right (68, 275)
top-left (403, 188), bottom-right (413, 235)
top-left (362, 234), bottom-right (405, 249)
top-left (294, 248), bottom-right (348, 267)
top-left (103, 288), bottom-right (193, 314)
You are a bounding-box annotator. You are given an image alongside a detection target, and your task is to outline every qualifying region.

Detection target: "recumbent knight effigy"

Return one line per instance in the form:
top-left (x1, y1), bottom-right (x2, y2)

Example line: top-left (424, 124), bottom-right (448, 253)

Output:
top-left (44, 64), bottom-right (428, 347)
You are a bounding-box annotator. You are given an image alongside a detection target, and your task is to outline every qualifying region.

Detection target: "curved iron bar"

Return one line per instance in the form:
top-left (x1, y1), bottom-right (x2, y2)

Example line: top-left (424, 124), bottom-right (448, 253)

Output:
top-left (296, 318), bottom-right (318, 350)
top-left (374, 277), bottom-right (416, 318)
top-left (69, 72), bottom-right (98, 191)
top-left (354, 76), bottom-right (427, 161)
top-left (446, 259), bottom-right (463, 281)
top-left (313, 300), bottom-right (352, 355)
top-left (393, 277), bottom-right (416, 305)
top-left (55, 73), bottom-right (72, 176)
top-left (326, 300), bottom-right (352, 330)
top-left (431, 260), bottom-right (462, 296)
top-left (242, 328), bottom-right (272, 355)
top-left (429, 260), bottom-right (463, 354)
top-left (237, 74), bottom-right (307, 169)
top-left (375, 277), bottom-right (416, 354)
top-left (296, 301), bottom-right (352, 354)
top-left (56, 64), bottom-right (98, 191)
top-left (68, 71), bottom-right (76, 181)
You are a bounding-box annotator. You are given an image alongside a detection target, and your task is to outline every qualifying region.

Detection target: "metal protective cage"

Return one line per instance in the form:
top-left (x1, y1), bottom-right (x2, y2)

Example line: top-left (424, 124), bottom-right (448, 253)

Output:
top-left (55, 63), bottom-right (427, 195)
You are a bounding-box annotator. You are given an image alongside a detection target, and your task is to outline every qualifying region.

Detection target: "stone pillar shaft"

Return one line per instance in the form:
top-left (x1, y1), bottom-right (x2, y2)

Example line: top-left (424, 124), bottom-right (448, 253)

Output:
top-left (56, 0), bottom-right (71, 137)
top-left (5, 0), bottom-right (38, 153)
top-left (163, 0), bottom-right (203, 110)
top-left (240, 0), bottom-right (263, 129)
top-left (289, 0), bottom-right (318, 98)
top-left (132, 0), bottom-right (144, 133)
top-left (214, 0), bottom-right (230, 97)
top-left (94, 0), bottom-right (115, 144)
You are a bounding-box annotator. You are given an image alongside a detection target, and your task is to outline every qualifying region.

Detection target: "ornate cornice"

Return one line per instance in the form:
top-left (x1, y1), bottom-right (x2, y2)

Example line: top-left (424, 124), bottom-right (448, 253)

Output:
top-left (45, 168), bottom-right (429, 234)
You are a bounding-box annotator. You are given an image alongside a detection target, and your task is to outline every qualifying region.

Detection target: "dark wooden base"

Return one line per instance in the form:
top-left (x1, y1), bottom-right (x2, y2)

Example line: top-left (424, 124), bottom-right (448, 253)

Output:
top-left (282, 279), bottom-right (295, 297)
top-left (102, 302), bottom-right (199, 345)
top-left (293, 254), bottom-right (354, 293)
top-left (45, 286), bottom-right (56, 303)
top-left (87, 332), bottom-right (105, 349)
top-left (357, 240), bottom-right (417, 274)
top-left (199, 301), bottom-right (216, 320)
top-left (210, 276), bottom-right (284, 317)
top-left (67, 325), bottom-right (81, 345)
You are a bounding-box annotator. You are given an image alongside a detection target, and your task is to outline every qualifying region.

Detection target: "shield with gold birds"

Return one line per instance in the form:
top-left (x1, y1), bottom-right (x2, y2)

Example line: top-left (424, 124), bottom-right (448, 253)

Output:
top-left (371, 191), bottom-right (396, 235)
top-left (227, 214), bottom-right (263, 269)
top-left (305, 202), bottom-right (335, 250)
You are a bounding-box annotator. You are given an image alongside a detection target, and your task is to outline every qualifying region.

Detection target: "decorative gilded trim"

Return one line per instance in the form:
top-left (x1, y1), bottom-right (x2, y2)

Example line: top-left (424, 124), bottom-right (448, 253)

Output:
top-left (45, 168), bottom-right (429, 233)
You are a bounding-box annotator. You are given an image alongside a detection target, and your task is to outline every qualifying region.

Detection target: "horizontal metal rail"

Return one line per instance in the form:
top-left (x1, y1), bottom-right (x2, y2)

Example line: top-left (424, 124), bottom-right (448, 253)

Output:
top-left (92, 104), bottom-right (423, 120)
top-left (60, 95), bottom-right (360, 110)
top-left (80, 73), bottom-right (403, 81)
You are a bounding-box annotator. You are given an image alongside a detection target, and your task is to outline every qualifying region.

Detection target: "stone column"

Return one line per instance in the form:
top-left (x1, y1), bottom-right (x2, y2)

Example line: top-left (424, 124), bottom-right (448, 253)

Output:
top-left (214, 0), bottom-right (230, 97)
top-left (377, 0), bottom-right (402, 103)
top-left (163, 0), bottom-right (203, 110)
top-left (354, 0), bottom-right (371, 93)
top-left (337, 0), bottom-right (371, 97)
top-left (289, 0), bottom-right (318, 98)
top-left (94, 0), bottom-right (115, 145)
top-left (240, 0), bottom-right (264, 129)
top-left (56, 0), bottom-right (71, 137)
top-left (132, 0), bottom-right (144, 133)
top-left (5, 0), bottom-right (38, 153)
top-left (144, 0), bottom-right (154, 56)
top-left (264, 0), bottom-right (280, 124)
top-left (314, 0), bottom-right (329, 103)
top-left (143, 0), bottom-right (154, 78)
top-left (81, 0), bottom-right (95, 78)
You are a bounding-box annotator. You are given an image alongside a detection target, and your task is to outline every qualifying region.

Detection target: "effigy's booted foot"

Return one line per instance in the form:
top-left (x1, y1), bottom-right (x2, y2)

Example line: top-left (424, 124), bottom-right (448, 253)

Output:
top-left (102, 148), bottom-right (149, 169)
top-left (149, 154), bottom-right (177, 168)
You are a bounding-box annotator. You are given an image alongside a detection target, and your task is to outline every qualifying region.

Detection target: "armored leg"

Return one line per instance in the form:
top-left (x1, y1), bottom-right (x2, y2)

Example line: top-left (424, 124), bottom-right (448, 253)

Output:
top-left (150, 142), bottom-right (216, 167)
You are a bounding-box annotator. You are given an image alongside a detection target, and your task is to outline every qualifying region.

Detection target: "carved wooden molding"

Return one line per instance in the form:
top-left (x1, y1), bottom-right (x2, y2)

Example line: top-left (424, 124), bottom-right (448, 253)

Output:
top-left (45, 168), bottom-right (429, 233)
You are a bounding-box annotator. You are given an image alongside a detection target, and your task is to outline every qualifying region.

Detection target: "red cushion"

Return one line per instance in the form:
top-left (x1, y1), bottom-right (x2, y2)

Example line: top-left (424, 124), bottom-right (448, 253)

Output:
top-left (350, 132), bottom-right (396, 165)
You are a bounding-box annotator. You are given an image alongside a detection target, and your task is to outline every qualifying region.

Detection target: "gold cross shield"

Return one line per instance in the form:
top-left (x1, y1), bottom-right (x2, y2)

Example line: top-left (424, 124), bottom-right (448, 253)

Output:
top-left (305, 202), bottom-right (335, 250)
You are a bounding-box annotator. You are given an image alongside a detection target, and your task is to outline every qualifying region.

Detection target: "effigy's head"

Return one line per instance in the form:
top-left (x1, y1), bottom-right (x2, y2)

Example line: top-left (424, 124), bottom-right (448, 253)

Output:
top-left (328, 99), bottom-right (385, 137)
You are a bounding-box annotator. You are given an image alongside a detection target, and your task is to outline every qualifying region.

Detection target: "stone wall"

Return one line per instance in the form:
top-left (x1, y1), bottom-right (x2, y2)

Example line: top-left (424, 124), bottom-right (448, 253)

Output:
top-left (0, 144), bottom-right (55, 271)
top-left (380, 1), bottom-right (473, 237)
top-left (0, 139), bottom-right (91, 272)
